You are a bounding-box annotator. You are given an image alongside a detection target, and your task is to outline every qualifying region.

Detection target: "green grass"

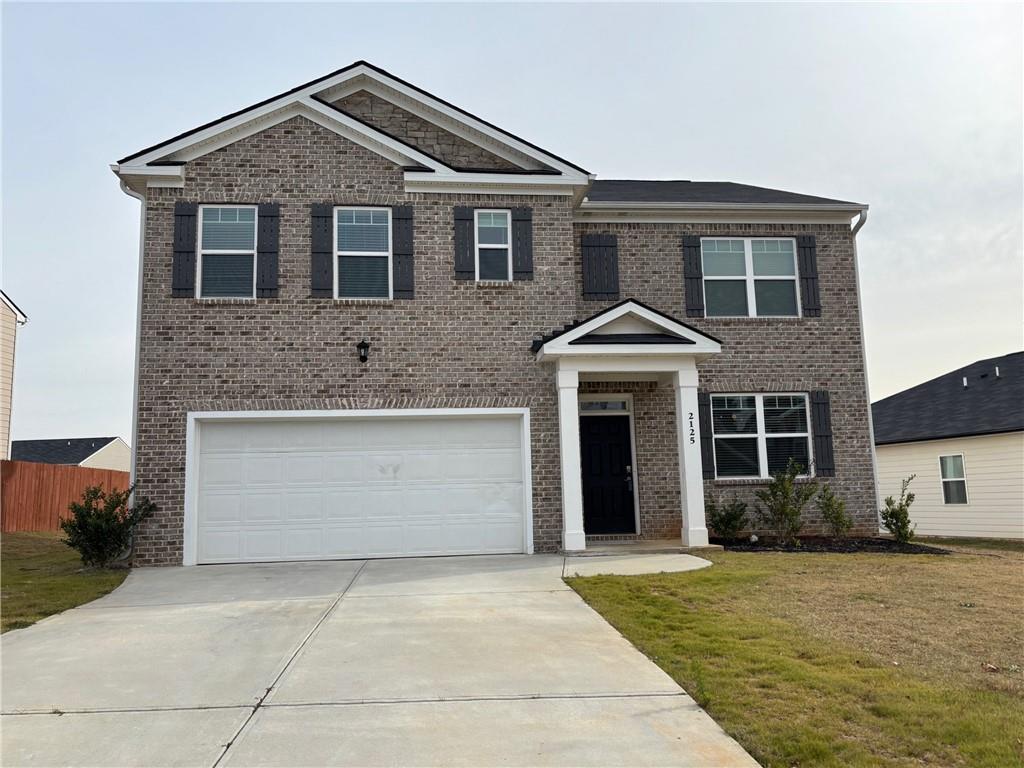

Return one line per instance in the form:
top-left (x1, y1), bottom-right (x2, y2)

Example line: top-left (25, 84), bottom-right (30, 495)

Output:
top-left (569, 551), bottom-right (1024, 768)
top-left (1, 531), bottom-right (127, 632)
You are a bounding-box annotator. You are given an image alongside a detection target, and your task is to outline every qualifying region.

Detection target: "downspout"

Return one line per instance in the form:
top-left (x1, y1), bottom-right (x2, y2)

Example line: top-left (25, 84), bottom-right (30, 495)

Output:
top-left (849, 208), bottom-right (881, 527)
top-left (119, 177), bottom-right (146, 562)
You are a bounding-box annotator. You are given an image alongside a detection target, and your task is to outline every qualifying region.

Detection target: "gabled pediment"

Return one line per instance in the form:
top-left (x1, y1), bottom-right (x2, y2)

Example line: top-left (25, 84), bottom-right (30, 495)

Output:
top-left (534, 300), bottom-right (722, 360)
top-left (113, 61), bottom-right (591, 194)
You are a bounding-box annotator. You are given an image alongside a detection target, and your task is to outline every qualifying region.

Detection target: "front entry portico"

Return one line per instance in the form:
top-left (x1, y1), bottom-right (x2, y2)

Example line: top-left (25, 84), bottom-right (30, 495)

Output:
top-left (534, 300), bottom-right (722, 552)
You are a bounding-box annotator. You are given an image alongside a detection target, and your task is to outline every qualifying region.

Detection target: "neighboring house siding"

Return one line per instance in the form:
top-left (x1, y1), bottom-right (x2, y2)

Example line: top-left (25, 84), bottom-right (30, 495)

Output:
top-left (332, 90), bottom-right (520, 171)
top-left (0, 302), bottom-right (16, 460)
top-left (79, 439), bottom-right (131, 472)
top-left (572, 221), bottom-right (876, 536)
top-left (876, 433), bottom-right (1024, 539)
top-left (134, 115), bottom-right (575, 566)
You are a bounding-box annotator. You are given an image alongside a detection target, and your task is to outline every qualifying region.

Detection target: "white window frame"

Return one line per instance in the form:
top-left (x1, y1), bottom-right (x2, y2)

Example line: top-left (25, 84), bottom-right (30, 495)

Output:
top-left (474, 209), bottom-right (513, 282)
top-left (710, 393), bottom-right (814, 480)
top-left (938, 453), bottom-right (969, 505)
top-left (196, 205), bottom-right (258, 299)
top-left (700, 237), bottom-right (801, 318)
top-left (334, 206), bottom-right (393, 300)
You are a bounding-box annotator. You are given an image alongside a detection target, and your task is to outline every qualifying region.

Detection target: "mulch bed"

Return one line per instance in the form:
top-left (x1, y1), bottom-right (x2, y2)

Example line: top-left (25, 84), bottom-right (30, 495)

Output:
top-left (713, 536), bottom-right (950, 555)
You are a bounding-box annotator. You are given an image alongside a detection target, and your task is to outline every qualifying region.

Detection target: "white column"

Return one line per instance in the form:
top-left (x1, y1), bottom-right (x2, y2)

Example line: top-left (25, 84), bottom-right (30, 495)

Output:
top-left (556, 367), bottom-right (586, 551)
top-left (673, 364), bottom-right (710, 547)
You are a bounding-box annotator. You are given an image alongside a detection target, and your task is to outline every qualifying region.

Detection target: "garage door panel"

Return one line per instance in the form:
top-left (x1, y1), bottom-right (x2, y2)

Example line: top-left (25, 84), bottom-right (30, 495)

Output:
top-left (196, 415), bottom-right (526, 563)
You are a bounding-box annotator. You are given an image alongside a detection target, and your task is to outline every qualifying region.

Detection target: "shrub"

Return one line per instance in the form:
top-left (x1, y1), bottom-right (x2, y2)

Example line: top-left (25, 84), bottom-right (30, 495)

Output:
top-left (706, 496), bottom-right (749, 540)
top-left (60, 485), bottom-right (156, 568)
top-left (816, 485), bottom-right (852, 538)
top-left (754, 459), bottom-right (818, 547)
top-left (880, 475), bottom-right (917, 545)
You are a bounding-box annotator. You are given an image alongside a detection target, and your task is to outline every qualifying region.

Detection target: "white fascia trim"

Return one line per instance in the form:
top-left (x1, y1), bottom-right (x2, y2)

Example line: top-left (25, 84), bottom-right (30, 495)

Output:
top-left (0, 293), bottom-right (27, 323)
top-left (537, 302), bottom-right (722, 361)
top-left (182, 406), bottom-right (534, 566)
top-left (404, 173), bottom-right (583, 196)
top-left (579, 200), bottom-right (869, 213)
top-left (326, 65), bottom-right (588, 178)
top-left (322, 78), bottom-right (546, 171)
top-left (573, 209), bottom-right (858, 225)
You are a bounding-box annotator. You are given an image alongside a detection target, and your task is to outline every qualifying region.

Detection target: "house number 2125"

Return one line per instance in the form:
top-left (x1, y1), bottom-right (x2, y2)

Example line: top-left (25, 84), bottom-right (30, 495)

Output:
top-left (688, 412), bottom-right (696, 444)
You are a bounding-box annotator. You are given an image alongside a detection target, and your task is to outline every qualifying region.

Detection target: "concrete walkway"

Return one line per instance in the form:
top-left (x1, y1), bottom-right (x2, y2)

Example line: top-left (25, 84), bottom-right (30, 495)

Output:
top-left (1, 554), bottom-right (756, 767)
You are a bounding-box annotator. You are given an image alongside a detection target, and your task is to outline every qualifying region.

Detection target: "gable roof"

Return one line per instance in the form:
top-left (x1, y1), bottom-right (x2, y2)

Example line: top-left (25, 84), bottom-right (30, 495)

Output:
top-left (1, 290), bottom-right (27, 323)
top-left (585, 180), bottom-right (865, 210)
top-left (11, 437), bottom-right (122, 465)
top-left (113, 61), bottom-right (590, 193)
top-left (872, 352), bottom-right (1024, 445)
top-left (532, 298), bottom-right (722, 357)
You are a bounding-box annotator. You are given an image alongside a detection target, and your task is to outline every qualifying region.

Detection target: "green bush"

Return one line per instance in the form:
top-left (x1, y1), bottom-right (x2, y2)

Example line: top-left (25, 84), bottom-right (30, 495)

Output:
top-left (816, 485), bottom-right (852, 537)
top-left (706, 496), bottom-right (749, 540)
top-left (880, 475), bottom-right (917, 544)
top-left (754, 459), bottom-right (818, 547)
top-left (60, 485), bottom-right (156, 568)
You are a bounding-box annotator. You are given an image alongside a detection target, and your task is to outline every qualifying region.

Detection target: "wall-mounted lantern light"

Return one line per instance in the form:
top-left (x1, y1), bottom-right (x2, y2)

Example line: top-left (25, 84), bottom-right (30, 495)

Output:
top-left (357, 339), bottom-right (370, 364)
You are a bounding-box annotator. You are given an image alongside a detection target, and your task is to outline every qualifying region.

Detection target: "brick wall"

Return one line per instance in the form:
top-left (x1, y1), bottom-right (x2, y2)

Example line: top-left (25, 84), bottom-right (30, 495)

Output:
top-left (333, 90), bottom-right (519, 171)
top-left (573, 221), bottom-right (877, 537)
top-left (133, 115), bottom-right (875, 564)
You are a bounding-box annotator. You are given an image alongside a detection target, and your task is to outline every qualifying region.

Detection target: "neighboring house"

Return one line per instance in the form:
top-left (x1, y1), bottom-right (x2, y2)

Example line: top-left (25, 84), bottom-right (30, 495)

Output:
top-left (873, 352), bottom-right (1024, 540)
top-left (0, 291), bottom-right (28, 460)
top-left (11, 437), bottom-right (131, 472)
top-left (113, 61), bottom-right (876, 567)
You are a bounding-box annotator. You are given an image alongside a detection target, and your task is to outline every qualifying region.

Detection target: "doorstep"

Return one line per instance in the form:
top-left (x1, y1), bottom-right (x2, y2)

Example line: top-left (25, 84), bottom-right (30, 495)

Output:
top-left (574, 539), bottom-right (724, 557)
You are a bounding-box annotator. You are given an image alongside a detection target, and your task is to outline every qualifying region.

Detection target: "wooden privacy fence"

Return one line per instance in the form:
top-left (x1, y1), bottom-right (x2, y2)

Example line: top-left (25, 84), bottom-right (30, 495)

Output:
top-left (1, 460), bottom-right (130, 533)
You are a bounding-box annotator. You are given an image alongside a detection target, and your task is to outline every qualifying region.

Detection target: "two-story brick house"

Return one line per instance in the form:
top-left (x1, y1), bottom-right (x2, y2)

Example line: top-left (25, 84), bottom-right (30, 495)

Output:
top-left (113, 61), bottom-right (876, 567)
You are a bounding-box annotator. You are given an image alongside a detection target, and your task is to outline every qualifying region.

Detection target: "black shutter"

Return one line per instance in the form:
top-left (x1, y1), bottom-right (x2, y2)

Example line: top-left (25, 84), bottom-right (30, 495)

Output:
top-left (682, 235), bottom-right (704, 317)
top-left (698, 391), bottom-right (715, 479)
top-left (453, 207), bottom-right (475, 280)
top-left (256, 203), bottom-right (280, 298)
top-left (797, 235), bottom-right (821, 317)
top-left (512, 207), bottom-right (534, 280)
top-left (810, 390), bottom-right (835, 477)
top-left (310, 203), bottom-right (333, 297)
top-left (172, 202), bottom-right (198, 297)
top-left (391, 206), bottom-right (414, 299)
top-left (581, 234), bottom-right (619, 300)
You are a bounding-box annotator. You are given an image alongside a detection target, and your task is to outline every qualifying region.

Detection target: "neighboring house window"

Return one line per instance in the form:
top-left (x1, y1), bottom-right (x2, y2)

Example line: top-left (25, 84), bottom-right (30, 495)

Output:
top-left (199, 206), bottom-right (257, 298)
top-left (711, 394), bottom-right (811, 478)
top-left (939, 454), bottom-right (968, 504)
top-left (701, 238), bottom-right (800, 317)
top-left (475, 210), bottom-right (512, 281)
top-left (336, 207), bottom-right (392, 299)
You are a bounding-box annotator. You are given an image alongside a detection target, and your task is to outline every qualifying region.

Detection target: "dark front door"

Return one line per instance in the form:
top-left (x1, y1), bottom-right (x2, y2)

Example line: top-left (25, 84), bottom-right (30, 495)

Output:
top-left (580, 415), bottom-right (636, 534)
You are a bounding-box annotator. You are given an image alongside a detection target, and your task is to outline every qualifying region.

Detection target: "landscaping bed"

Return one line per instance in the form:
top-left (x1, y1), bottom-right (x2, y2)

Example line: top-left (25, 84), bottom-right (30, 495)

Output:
top-left (714, 535), bottom-right (950, 555)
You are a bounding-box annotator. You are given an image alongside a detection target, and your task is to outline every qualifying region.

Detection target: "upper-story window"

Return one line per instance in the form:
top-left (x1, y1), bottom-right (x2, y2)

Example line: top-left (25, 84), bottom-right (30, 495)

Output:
top-left (198, 206), bottom-right (257, 298)
top-left (475, 210), bottom-right (512, 281)
top-left (711, 393), bottom-right (812, 478)
top-left (939, 454), bottom-right (969, 504)
top-left (336, 207), bottom-right (392, 299)
top-left (701, 238), bottom-right (800, 317)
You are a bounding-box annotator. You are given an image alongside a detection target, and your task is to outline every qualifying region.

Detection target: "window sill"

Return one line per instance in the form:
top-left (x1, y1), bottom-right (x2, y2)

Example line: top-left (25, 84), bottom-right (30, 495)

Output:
top-left (713, 476), bottom-right (816, 486)
top-left (703, 315), bottom-right (806, 321)
top-left (474, 280), bottom-right (518, 288)
top-left (191, 297), bottom-right (258, 305)
top-left (332, 298), bottom-right (394, 306)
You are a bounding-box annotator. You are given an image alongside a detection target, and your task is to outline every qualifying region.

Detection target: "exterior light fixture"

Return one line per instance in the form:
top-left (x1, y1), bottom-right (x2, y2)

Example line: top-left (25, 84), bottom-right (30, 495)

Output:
top-left (357, 339), bottom-right (370, 363)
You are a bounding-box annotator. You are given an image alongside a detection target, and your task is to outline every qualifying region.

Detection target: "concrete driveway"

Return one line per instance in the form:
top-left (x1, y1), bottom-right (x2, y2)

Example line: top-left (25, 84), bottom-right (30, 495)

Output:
top-left (1, 555), bottom-right (757, 767)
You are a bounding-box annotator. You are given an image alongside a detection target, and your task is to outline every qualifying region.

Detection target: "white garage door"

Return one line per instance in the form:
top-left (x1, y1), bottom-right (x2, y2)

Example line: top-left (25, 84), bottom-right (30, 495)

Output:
top-left (193, 414), bottom-right (526, 564)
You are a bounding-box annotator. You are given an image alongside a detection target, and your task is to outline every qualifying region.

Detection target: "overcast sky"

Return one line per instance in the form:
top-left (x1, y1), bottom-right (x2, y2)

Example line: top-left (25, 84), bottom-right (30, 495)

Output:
top-left (2, 2), bottom-right (1021, 442)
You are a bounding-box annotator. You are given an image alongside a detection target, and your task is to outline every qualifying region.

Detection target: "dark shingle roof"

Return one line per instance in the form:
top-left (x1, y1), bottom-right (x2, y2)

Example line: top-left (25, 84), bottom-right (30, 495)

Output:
top-left (11, 437), bottom-right (120, 465)
top-left (586, 180), bottom-right (863, 207)
top-left (872, 352), bottom-right (1024, 445)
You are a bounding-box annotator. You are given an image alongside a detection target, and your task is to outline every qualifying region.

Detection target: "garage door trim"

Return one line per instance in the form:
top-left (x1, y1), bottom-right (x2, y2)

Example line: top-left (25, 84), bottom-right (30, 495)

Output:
top-left (183, 407), bottom-right (533, 566)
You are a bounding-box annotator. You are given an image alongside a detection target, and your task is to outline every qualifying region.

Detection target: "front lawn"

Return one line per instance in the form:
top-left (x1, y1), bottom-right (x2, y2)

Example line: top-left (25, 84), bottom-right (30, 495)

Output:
top-left (569, 548), bottom-right (1024, 767)
top-left (1, 531), bottom-right (127, 632)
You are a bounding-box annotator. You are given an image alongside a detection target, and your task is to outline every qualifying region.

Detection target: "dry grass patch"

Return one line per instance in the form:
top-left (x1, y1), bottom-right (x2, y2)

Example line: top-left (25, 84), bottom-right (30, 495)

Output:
top-left (570, 549), bottom-right (1023, 767)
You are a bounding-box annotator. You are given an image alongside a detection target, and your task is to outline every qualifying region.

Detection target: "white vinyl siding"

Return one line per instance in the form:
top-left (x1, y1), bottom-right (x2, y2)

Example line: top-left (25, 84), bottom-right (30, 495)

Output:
top-left (876, 433), bottom-right (1024, 539)
top-left (701, 238), bottom-right (800, 317)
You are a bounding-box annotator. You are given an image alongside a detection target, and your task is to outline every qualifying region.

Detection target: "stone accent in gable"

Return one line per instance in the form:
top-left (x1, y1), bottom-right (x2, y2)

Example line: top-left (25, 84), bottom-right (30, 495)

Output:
top-left (333, 90), bottom-right (521, 171)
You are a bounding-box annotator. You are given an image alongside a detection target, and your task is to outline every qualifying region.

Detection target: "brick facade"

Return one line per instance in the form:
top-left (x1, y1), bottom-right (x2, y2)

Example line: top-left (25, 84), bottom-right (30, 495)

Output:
top-left (132, 115), bottom-right (875, 565)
